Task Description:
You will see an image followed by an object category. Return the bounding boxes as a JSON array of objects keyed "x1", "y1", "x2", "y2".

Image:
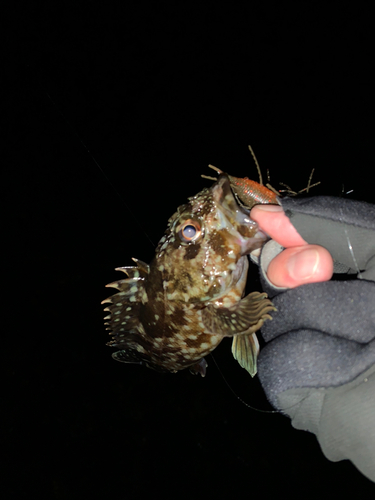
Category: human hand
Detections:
[
  {"x1": 250, "y1": 204, "x2": 333, "y2": 288},
  {"x1": 250, "y1": 196, "x2": 375, "y2": 483}
]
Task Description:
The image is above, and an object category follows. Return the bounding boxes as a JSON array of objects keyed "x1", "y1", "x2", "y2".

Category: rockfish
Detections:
[{"x1": 102, "y1": 173, "x2": 275, "y2": 377}]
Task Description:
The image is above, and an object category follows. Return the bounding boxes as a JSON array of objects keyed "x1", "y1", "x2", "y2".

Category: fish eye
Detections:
[{"x1": 178, "y1": 219, "x2": 202, "y2": 243}]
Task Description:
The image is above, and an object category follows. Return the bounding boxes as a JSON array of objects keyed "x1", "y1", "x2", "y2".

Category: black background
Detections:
[{"x1": 3, "y1": 2, "x2": 374, "y2": 498}]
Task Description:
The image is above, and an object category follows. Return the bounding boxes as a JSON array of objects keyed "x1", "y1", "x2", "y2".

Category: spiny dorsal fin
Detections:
[{"x1": 102, "y1": 258, "x2": 149, "y2": 345}]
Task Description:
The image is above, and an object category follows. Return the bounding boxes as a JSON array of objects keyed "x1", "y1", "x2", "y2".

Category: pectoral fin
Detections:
[
  {"x1": 202, "y1": 291, "x2": 275, "y2": 377},
  {"x1": 201, "y1": 291, "x2": 275, "y2": 336},
  {"x1": 231, "y1": 333, "x2": 259, "y2": 377}
]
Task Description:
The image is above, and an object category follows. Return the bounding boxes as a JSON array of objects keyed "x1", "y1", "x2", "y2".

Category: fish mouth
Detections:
[{"x1": 213, "y1": 174, "x2": 268, "y2": 255}]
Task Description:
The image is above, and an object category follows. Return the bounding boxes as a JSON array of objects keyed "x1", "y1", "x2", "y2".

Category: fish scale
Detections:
[{"x1": 103, "y1": 173, "x2": 276, "y2": 377}]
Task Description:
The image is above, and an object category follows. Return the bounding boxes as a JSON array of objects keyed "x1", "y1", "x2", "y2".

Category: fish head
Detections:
[
  {"x1": 104, "y1": 174, "x2": 274, "y2": 376},
  {"x1": 154, "y1": 174, "x2": 267, "y2": 304}
]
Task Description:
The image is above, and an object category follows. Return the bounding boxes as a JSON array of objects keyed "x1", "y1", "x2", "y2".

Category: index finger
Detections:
[{"x1": 250, "y1": 205, "x2": 307, "y2": 248}]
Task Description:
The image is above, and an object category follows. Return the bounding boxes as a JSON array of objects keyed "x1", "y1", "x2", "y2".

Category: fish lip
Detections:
[
  {"x1": 240, "y1": 229, "x2": 268, "y2": 256},
  {"x1": 213, "y1": 174, "x2": 248, "y2": 215},
  {"x1": 213, "y1": 174, "x2": 269, "y2": 253},
  {"x1": 231, "y1": 254, "x2": 248, "y2": 285},
  {"x1": 213, "y1": 173, "x2": 235, "y2": 197}
]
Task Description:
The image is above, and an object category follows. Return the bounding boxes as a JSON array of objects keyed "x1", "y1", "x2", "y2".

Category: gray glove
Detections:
[{"x1": 256, "y1": 196, "x2": 375, "y2": 483}]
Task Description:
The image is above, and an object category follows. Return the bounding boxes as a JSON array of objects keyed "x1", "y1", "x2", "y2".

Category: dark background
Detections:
[{"x1": 3, "y1": 2, "x2": 374, "y2": 498}]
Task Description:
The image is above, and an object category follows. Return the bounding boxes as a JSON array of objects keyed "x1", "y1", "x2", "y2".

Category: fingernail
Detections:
[
  {"x1": 287, "y1": 249, "x2": 320, "y2": 280},
  {"x1": 252, "y1": 204, "x2": 283, "y2": 212}
]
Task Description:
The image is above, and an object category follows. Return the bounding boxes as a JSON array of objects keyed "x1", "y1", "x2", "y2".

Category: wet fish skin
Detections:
[{"x1": 103, "y1": 174, "x2": 275, "y2": 376}]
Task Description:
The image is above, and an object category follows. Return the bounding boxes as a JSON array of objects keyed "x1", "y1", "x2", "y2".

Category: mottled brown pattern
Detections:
[
  {"x1": 237, "y1": 224, "x2": 260, "y2": 239},
  {"x1": 208, "y1": 229, "x2": 232, "y2": 257},
  {"x1": 183, "y1": 242, "x2": 201, "y2": 260},
  {"x1": 103, "y1": 174, "x2": 275, "y2": 376},
  {"x1": 167, "y1": 306, "x2": 189, "y2": 328}
]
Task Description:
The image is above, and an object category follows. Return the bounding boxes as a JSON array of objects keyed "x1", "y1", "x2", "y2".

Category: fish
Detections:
[{"x1": 102, "y1": 173, "x2": 276, "y2": 377}]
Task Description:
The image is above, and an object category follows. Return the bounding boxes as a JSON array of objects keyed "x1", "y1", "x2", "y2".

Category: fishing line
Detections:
[
  {"x1": 34, "y1": 68, "x2": 347, "y2": 416},
  {"x1": 33, "y1": 68, "x2": 266, "y2": 400},
  {"x1": 210, "y1": 353, "x2": 278, "y2": 413},
  {"x1": 209, "y1": 353, "x2": 309, "y2": 414},
  {"x1": 33, "y1": 68, "x2": 263, "y2": 401},
  {"x1": 338, "y1": 206, "x2": 362, "y2": 279}
]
